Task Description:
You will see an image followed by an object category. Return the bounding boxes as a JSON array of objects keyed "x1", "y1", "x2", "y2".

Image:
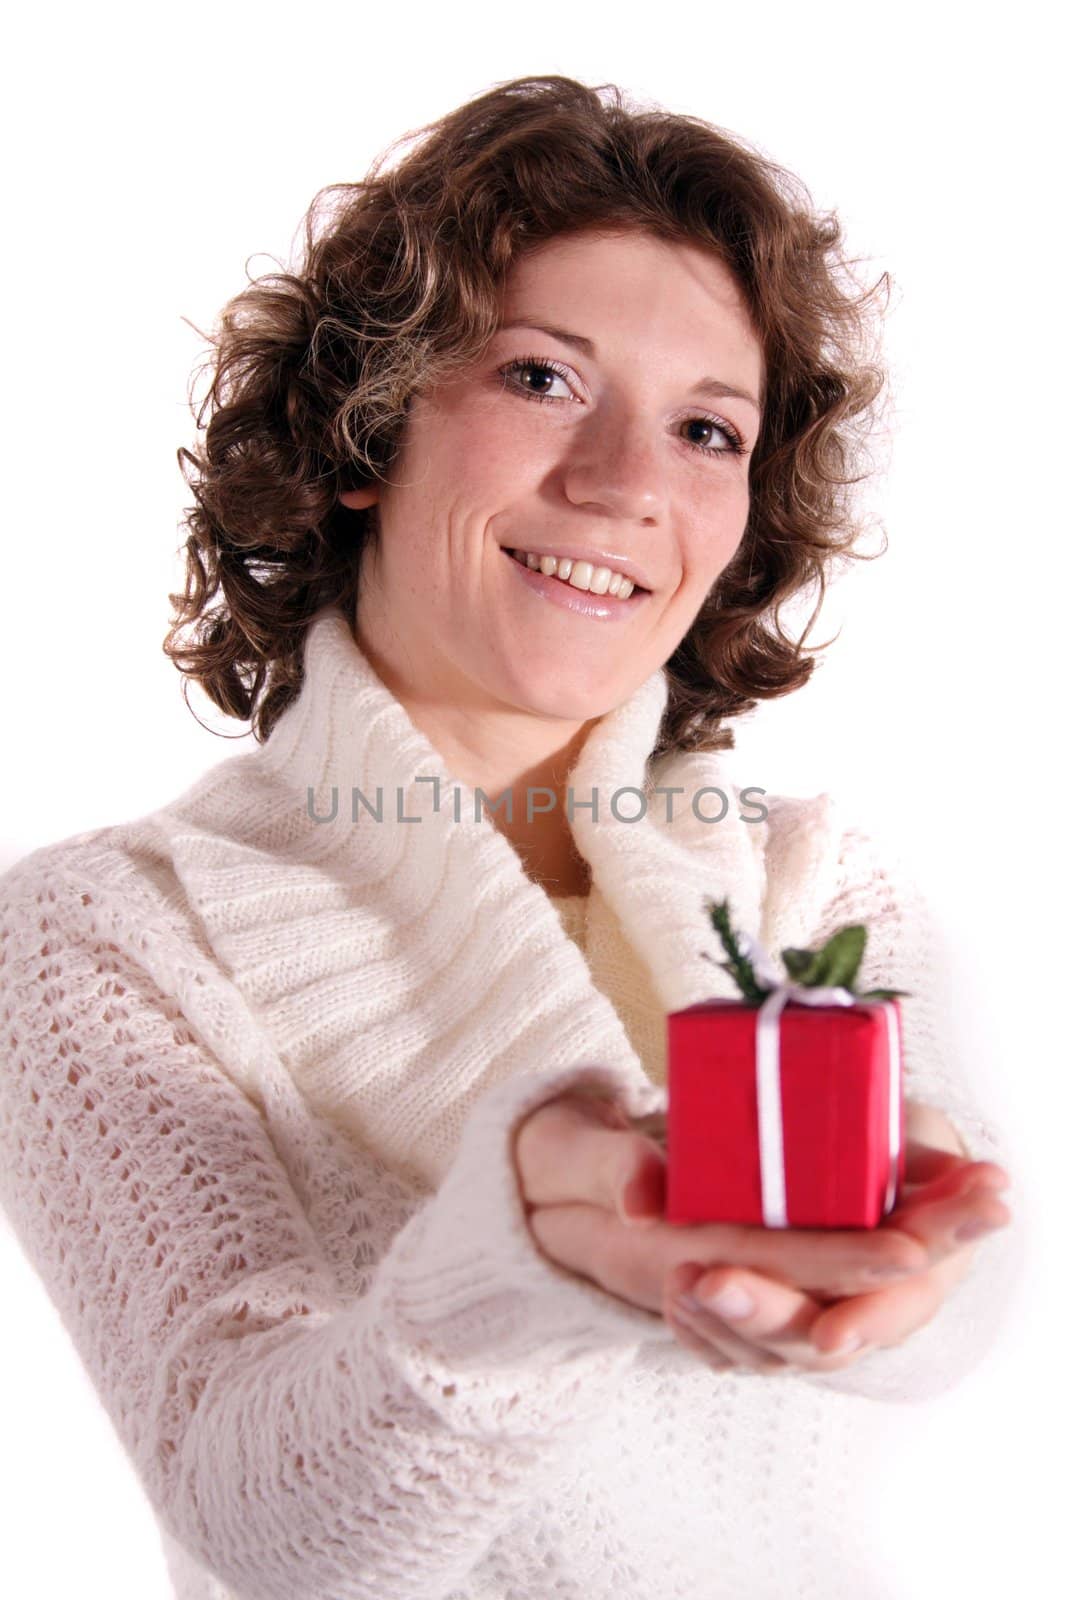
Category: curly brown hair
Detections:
[{"x1": 164, "y1": 73, "x2": 889, "y2": 758}]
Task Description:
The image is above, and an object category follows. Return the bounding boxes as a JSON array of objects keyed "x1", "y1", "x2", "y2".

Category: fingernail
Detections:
[
  {"x1": 956, "y1": 1219, "x2": 995, "y2": 1242},
  {"x1": 833, "y1": 1332, "x2": 864, "y2": 1355},
  {"x1": 699, "y1": 1285, "x2": 756, "y2": 1319},
  {"x1": 865, "y1": 1263, "x2": 911, "y2": 1279}
]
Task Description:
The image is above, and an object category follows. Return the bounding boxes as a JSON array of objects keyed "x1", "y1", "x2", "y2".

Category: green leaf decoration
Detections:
[
  {"x1": 780, "y1": 927, "x2": 865, "y2": 989},
  {"x1": 704, "y1": 900, "x2": 905, "y2": 1006},
  {"x1": 781, "y1": 946, "x2": 822, "y2": 985},
  {"x1": 809, "y1": 924, "x2": 867, "y2": 990}
]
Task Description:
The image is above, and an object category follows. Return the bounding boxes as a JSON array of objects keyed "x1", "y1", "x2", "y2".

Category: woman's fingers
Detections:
[
  {"x1": 666, "y1": 1299, "x2": 794, "y2": 1374},
  {"x1": 887, "y1": 1175, "x2": 1013, "y2": 1269},
  {"x1": 664, "y1": 1307, "x2": 736, "y2": 1370},
  {"x1": 665, "y1": 1256, "x2": 982, "y2": 1374},
  {"x1": 902, "y1": 1137, "x2": 1011, "y2": 1193},
  {"x1": 526, "y1": 1197, "x2": 929, "y2": 1314},
  {"x1": 516, "y1": 1094, "x2": 927, "y2": 1292},
  {"x1": 662, "y1": 1264, "x2": 868, "y2": 1374},
  {"x1": 517, "y1": 1093, "x2": 1016, "y2": 1324},
  {"x1": 810, "y1": 1279, "x2": 937, "y2": 1355},
  {"x1": 514, "y1": 1091, "x2": 666, "y2": 1217},
  {"x1": 806, "y1": 1256, "x2": 971, "y2": 1356},
  {"x1": 677, "y1": 1215, "x2": 927, "y2": 1296},
  {"x1": 659, "y1": 1236, "x2": 998, "y2": 1377},
  {"x1": 526, "y1": 1201, "x2": 665, "y2": 1311}
]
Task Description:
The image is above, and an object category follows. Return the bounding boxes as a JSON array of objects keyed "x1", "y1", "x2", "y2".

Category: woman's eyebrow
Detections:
[{"x1": 496, "y1": 318, "x2": 762, "y2": 413}]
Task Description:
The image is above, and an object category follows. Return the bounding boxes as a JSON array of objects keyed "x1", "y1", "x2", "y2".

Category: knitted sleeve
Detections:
[
  {"x1": 795, "y1": 823, "x2": 1024, "y2": 1404},
  {"x1": 0, "y1": 856, "x2": 669, "y2": 1600}
]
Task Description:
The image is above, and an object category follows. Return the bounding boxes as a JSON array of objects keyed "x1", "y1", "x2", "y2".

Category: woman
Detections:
[{"x1": 0, "y1": 74, "x2": 1015, "y2": 1600}]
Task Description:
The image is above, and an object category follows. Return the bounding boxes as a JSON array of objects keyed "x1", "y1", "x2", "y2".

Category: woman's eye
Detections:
[
  {"x1": 499, "y1": 358, "x2": 572, "y2": 402},
  {"x1": 498, "y1": 357, "x2": 746, "y2": 458},
  {"x1": 680, "y1": 418, "x2": 744, "y2": 456}
]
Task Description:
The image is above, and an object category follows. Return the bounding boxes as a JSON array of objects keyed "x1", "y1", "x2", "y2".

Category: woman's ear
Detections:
[{"x1": 338, "y1": 486, "x2": 380, "y2": 511}]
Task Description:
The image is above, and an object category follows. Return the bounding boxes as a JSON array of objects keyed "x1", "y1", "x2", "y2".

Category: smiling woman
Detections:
[
  {"x1": 0, "y1": 73, "x2": 1016, "y2": 1600},
  {"x1": 334, "y1": 229, "x2": 765, "y2": 884}
]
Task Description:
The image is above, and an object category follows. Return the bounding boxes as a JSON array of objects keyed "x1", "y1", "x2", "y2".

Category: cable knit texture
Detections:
[{"x1": 0, "y1": 605, "x2": 1019, "y2": 1600}]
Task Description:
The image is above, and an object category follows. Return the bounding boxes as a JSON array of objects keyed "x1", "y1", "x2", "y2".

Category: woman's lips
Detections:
[{"x1": 502, "y1": 547, "x2": 649, "y2": 621}]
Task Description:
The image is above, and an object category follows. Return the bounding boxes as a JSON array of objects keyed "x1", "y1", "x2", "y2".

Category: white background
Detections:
[{"x1": 1, "y1": 3, "x2": 1062, "y2": 1595}]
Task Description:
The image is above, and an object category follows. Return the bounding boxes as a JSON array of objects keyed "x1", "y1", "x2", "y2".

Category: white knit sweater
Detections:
[{"x1": 0, "y1": 605, "x2": 1018, "y2": 1600}]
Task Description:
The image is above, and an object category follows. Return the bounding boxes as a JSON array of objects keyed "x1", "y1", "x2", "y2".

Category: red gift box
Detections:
[{"x1": 665, "y1": 997, "x2": 906, "y2": 1229}]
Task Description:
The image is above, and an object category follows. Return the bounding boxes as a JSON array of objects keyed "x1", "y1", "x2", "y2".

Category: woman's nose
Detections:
[{"x1": 559, "y1": 403, "x2": 666, "y2": 522}]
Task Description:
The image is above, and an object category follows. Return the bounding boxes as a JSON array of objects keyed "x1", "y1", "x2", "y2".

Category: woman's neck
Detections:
[
  {"x1": 508, "y1": 820, "x2": 592, "y2": 897},
  {"x1": 354, "y1": 625, "x2": 597, "y2": 896},
  {"x1": 478, "y1": 736, "x2": 595, "y2": 897}
]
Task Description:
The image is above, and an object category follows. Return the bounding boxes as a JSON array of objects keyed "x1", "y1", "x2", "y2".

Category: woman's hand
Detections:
[
  {"x1": 512, "y1": 1090, "x2": 1012, "y2": 1375},
  {"x1": 665, "y1": 1111, "x2": 1012, "y2": 1371}
]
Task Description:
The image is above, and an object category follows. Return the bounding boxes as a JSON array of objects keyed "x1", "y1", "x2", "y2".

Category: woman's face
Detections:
[{"x1": 341, "y1": 228, "x2": 764, "y2": 726}]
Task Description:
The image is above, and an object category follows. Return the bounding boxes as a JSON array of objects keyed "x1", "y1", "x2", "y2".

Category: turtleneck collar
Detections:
[
  {"x1": 258, "y1": 602, "x2": 669, "y2": 822},
  {"x1": 253, "y1": 605, "x2": 800, "y2": 1015}
]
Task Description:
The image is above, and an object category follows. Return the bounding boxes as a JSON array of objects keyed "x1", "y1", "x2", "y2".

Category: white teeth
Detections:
[{"x1": 511, "y1": 549, "x2": 638, "y2": 598}]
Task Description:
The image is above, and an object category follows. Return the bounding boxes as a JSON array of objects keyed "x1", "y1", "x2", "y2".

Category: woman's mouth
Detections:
[
  {"x1": 501, "y1": 546, "x2": 651, "y2": 621},
  {"x1": 505, "y1": 547, "x2": 644, "y2": 598}
]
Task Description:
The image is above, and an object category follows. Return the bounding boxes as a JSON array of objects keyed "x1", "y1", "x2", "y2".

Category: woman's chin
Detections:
[{"x1": 491, "y1": 658, "x2": 637, "y2": 724}]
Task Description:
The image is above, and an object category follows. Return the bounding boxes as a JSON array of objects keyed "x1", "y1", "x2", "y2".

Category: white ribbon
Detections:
[{"x1": 738, "y1": 933, "x2": 902, "y2": 1228}]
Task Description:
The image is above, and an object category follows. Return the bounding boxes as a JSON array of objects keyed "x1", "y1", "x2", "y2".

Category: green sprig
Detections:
[
  {"x1": 702, "y1": 896, "x2": 910, "y2": 1003},
  {"x1": 701, "y1": 899, "x2": 772, "y2": 1004}
]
